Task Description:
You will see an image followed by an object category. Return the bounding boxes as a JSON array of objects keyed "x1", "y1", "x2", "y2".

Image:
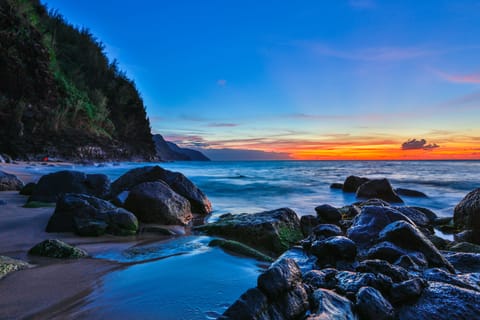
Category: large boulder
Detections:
[
  {"x1": 124, "y1": 181, "x2": 192, "y2": 225},
  {"x1": 398, "y1": 282, "x2": 480, "y2": 319},
  {"x1": 454, "y1": 189, "x2": 480, "y2": 239},
  {"x1": 0, "y1": 171, "x2": 24, "y2": 191},
  {"x1": 308, "y1": 288, "x2": 356, "y2": 320},
  {"x1": 111, "y1": 166, "x2": 212, "y2": 214},
  {"x1": 196, "y1": 208, "x2": 303, "y2": 256},
  {"x1": 343, "y1": 175, "x2": 369, "y2": 192},
  {"x1": 29, "y1": 239, "x2": 88, "y2": 258},
  {"x1": 347, "y1": 206, "x2": 414, "y2": 249},
  {"x1": 378, "y1": 220, "x2": 455, "y2": 273},
  {"x1": 46, "y1": 193, "x2": 138, "y2": 236},
  {"x1": 29, "y1": 170, "x2": 110, "y2": 202},
  {"x1": 356, "y1": 179, "x2": 403, "y2": 203}
]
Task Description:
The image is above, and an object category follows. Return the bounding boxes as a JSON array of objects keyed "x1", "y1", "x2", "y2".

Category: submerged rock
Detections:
[
  {"x1": 196, "y1": 208, "x2": 303, "y2": 256},
  {"x1": 356, "y1": 179, "x2": 403, "y2": 203},
  {"x1": 356, "y1": 286, "x2": 395, "y2": 320},
  {"x1": 0, "y1": 256, "x2": 32, "y2": 279},
  {"x1": 111, "y1": 165, "x2": 212, "y2": 214},
  {"x1": 29, "y1": 239, "x2": 88, "y2": 258},
  {"x1": 330, "y1": 183, "x2": 343, "y2": 190},
  {"x1": 0, "y1": 170, "x2": 24, "y2": 191},
  {"x1": 29, "y1": 170, "x2": 110, "y2": 203},
  {"x1": 47, "y1": 193, "x2": 138, "y2": 236},
  {"x1": 125, "y1": 181, "x2": 192, "y2": 225},
  {"x1": 395, "y1": 188, "x2": 428, "y2": 198},
  {"x1": 209, "y1": 239, "x2": 274, "y2": 262}
]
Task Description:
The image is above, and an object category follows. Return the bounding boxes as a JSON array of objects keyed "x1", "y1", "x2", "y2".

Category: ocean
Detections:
[{"x1": 13, "y1": 160, "x2": 480, "y2": 318}]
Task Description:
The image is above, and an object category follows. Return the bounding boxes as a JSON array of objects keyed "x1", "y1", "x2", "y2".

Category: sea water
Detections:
[{"x1": 15, "y1": 160, "x2": 480, "y2": 318}]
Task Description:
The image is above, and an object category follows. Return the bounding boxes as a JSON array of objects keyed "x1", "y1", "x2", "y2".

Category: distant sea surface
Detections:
[{"x1": 13, "y1": 160, "x2": 480, "y2": 319}]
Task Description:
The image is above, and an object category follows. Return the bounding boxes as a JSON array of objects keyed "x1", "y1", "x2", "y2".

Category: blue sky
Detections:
[{"x1": 43, "y1": 0, "x2": 480, "y2": 159}]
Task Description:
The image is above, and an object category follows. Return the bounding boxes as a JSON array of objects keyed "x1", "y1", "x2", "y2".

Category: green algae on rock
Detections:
[
  {"x1": 209, "y1": 239, "x2": 274, "y2": 262},
  {"x1": 29, "y1": 239, "x2": 88, "y2": 259},
  {"x1": 0, "y1": 256, "x2": 32, "y2": 279}
]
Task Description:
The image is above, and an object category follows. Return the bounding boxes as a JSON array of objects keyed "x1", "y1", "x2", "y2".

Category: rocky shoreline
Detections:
[{"x1": 0, "y1": 166, "x2": 479, "y2": 319}]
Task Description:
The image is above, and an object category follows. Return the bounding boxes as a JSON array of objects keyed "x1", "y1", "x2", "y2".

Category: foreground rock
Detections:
[
  {"x1": 0, "y1": 256, "x2": 32, "y2": 279},
  {"x1": 29, "y1": 239, "x2": 88, "y2": 258},
  {"x1": 111, "y1": 166, "x2": 212, "y2": 214},
  {"x1": 0, "y1": 171, "x2": 24, "y2": 191},
  {"x1": 29, "y1": 170, "x2": 110, "y2": 202},
  {"x1": 196, "y1": 208, "x2": 303, "y2": 256},
  {"x1": 356, "y1": 179, "x2": 403, "y2": 203},
  {"x1": 124, "y1": 181, "x2": 192, "y2": 225},
  {"x1": 46, "y1": 193, "x2": 138, "y2": 236},
  {"x1": 454, "y1": 188, "x2": 480, "y2": 244}
]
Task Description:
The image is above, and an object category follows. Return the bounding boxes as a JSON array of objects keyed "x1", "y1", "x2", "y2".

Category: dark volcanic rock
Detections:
[
  {"x1": 454, "y1": 230, "x2": 480, "y2": 244},
  {"x1": 219, "y1": 288, "x2": 269, "y2": 319},
  {"x1": 111, "y1": 166, "x2": 212, "y2": 214},
  {"x1": 454, "y1": 188, "x2": 480, "y2": 234},
  {"x1": 0, "y1": 170, "x2": 24, "y2": 191},
  {"x1": 393, "y1": 206, "x2": 434, "y2": 234},
  {"x1": 423, "y1": 268, "x2": 480, "y2": 291},
  {"x1": 278, "y1": 247, "x2": 318, "y2": 274},
  {"x1": 347, "y1": 206, "x2": 414, "y2": 249},
  {"x1": 29, "y1": 239, "x2": 88, "y2": 258},
  {"x1": 356, "y1": 179, "x2": 403, "y2": 203},
  {"x1": 335, "y1": 271, "x2": 392, "y2": 296},
  {"x1": 308, "y1": 288, "x2": 356, "y2": 320},
  {"x1": 398, "y1": 282, "x2": 480, "y2": 320},
  {"x1": 196, "y1": 208, "x2": 302, "y2": 256},
  {"x1": 390, "y1": 277, "x2": 428, "y2": 304},
  {"x1": 367, "y1": 242, "x2": 428, "y2": 268},
  {"x1": 378, "y1": 220, "x2": 455, "y2": 272},
  {"x1": 124, "y1": 181, "x2": 192, "y2": 225},
  {"x1": 356, "y1": 286, "x2": 395, "y2": 320},
  {"x1": 343, "y1": 175, "x2": 369, "y2": 192},
  {"x1": 356, "y1": 259, "x2": 410, "y2": 283},
  {"x1": 312, "y1": 224, "x2": 343, "y2": 240},
  {"x1": 315, "y1": 204, "x2": 341, "y2": 223},
  {"x1": 395, "y1": 188, "x2": 428, "y2": 198},
  {"x1": 310, "y1": 236, "x2": 357, "y2": 263},
  {"x1": 19, "y1": 182, "x2": 36, "y2": 195},
  {"x1": 46, "y1": 193, "x2": 138, "y2": 236},
  {"x1": 300, "y1": 215, "x2": 319, "y2": 237},
  {"x1": 30, "y1": 170, "x2": 110, "y2": 202},
  {"x1": 303, "y1": 269, "x2": 338, "y2": 290},
  {"x1": 330, "y1": 183, "x2": 343, "y2": 189}
]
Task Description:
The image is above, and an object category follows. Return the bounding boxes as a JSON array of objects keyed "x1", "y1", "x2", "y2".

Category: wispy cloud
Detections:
[
  {"x1": 434, "y1": 69, "x2": 480, "y2": 84},
  {"x1": 207, "y1": 123, "x2": 238, "y2": 128},
  {"x1": 217, "y1": 79, "x2": 227, "y2": 86},
  {"x1": 401, "y1": 138, "x2": 439, "y2": 150},
  {"x1": 348, "y1": 0, "x2": 376, "y2": 9}
]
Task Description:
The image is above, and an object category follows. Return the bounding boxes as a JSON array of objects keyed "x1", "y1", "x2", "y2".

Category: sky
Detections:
[{"x1": 43, "y1": 0, "x2": 480, "y2": 160}]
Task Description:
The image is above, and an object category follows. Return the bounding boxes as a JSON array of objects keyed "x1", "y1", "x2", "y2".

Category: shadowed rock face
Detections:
[
  {"x1": 356, "y1": 179, "x2": 404, "y2": 203},
  {"x1": 343, "y1": 175, "x2": 369, "y2": 193},
  {"x1": 356, "y1": 286, "x2": 395, "y2": 320},
  {"x1": 454, "y1": 189, "x2": 480, "y2": 243},
  {"x1": 0, "y1": 171, "x2": 24, "y2": 191},
  {"x1": 111, "y1": 166, "x2": 212, "y2": 215}
]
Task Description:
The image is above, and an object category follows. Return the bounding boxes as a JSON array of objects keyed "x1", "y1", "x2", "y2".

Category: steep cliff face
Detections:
[
  {"x1": 0, "y1": 0, "x2": 156, "y2": 161},
  {"x1": 153, "y1": 134, "x2": 210, "y2": 161}
]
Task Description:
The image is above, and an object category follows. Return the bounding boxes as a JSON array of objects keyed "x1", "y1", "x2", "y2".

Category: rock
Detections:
[
  {"x1": 347, "y1": 206, "x2": 414, "y2": 249},
  {"x1": 257, "y1": 258, "x2": 302, "y2": 299},
  {"x1": 0, "y1": 256, "x2": 32, "y2": 279},
  {"x1": 454, "y1": 230, "x2": 480, "y2": 244},
  {"x1": 335, "y1": 271, "x2": 392, "y2": 296},
  {"x1": 444, "y1": 252, "x2": 480, "y2": 273},
  {"x1": 195, "y1": 208, "x2": 303, "y2": 256},
  {"x1": 395, "y1": 188, "x2": 428, "y2": 198},
  {"x1": 427, "y1": 234, "x2": 451, "y2": 250},
  {"x1": 338, "y1": 205, "x2": 361, "y2": 219},
  {"x1": 220, "y1": 288, "x2": 269, "y2": 319},
  {"x1": 29, "y1": 170, "x2": 110, "y2": 202},
  {"x1": 308, "y1": 288, "x2": 356, "y2": 320},
  {"x1": 398, "y1": 282, "x2": 480, "y2": 320},
  {"x1": 394, "y1": 254, "x2": 423, "y2": 271},
  {"x1": 19, "y1": 182, "x2": 36, "y2": 195},
  {"x1": 423, "y1": 268, "x2": 480, "y2": 291},
  {"x1": 140, "y1": 226, "x2": 177, "y2": 236},
  {"x1": 356, "y1": 259, "x2": 410, "y2": 283},
  {"x1": 268, "y1": 284, "x2": 310, "y2": 320},
  {"x1": 310, "y1": 236, "x2": 357, "y2": 264},
  {"x1": 303, "y1": 269, "x2": 338, "y2": 290},
  {"x1": 390, "y1": 278, "x2": 428, "y2": 304},
  {"x1": 367, "y1": 241, "x2": 427, "y2": 267},
  {"x1": 111, "y1": 165, "x2": 212, "y2": 214},
  {"x1": 454, "y1": 188, "x2": 480, "y2": 231},
  {"x1": 343, "y1": 175, "x2": 369, "y2": 192},
  {"x1": 29, "y1": 239, "x2": 88, "y2": 258},
  {"x1": 312, "y1": 224, "x2": 343, "y2": 240},
  {"x1": 300, "y1": 215, "x2": 319, "y2": 237},
  {"x1": 356, "y1": 179, "x2": 403, "y2": 203},
  {"x1": 124, "y1": 181, "x2": 192, "y2": 225},
  {"x1": 354, "y1": 198, "x2": 391, "y2": 208},
  {"x1": 412, "y1": 207, "x2": 438, "y2": 223},
  {"x1": 447, "y1": 241, "x2": 480, "y2": 253},
  {"x1": 209, "y1": 239, "x2": 274, "y2": 262},
  {"x1": 315, "y1": 204, "x2": 341, "y2": 223},
  {"x1": 0, "y1": 170, "x2": 24, "y2": 191},
  {"x1": 278, "y1": 247, "x2": 318, "y2": 274},
  {"x1": 393, "y1": 206, "x2": 434, "y2": 234},
  {"x1": 378, "y1": 220, "x2": 455, "y2": 272},
  {"x1": 330, "y1": 183, "x2": 343, "y2": 189},
  {"x1": 46, "y1": 193, "x2": 138, "y2": 236},
  {"x1": 356, "y1": 286, "x2": 395, "y2": 320}
]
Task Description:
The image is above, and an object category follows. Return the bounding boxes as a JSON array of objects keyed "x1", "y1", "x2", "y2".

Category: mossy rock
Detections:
[
  {"x1": 209, "y1": 239, "x2": 274, "y2": 262},
  {"x1": 0, "y1": 256, "x2": 32, "y2": 279},
  {"x1": 23, "y1": 201, "x2": 56, "y2": 208},
  {"x1": 29, "y1": 239, "x2": 88, "y2": 259}
]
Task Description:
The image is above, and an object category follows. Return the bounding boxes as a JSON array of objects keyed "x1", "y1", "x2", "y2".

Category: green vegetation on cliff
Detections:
[{"x1": 0, "y1": 0, "x2": 156, "y2": 160}]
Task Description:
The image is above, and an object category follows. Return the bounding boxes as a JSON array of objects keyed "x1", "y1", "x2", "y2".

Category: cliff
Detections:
[{"x1": 153, "y1": 134, "x2": 210, "y2": 161}]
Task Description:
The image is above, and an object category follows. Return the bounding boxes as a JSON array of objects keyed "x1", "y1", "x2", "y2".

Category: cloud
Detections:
[
  {"x1": 434, "y1": 69, "x2": 480, "y2": 84},
  {"x1": 207, "y1": 123, "x2": 238, "y2": 127},
  {"x1": 217, "y1": 79, "x2": 227, "y2": 86},
  {"x1": 348, "y1": 0, "x2": 376, "y2": 9},
  {"x1": 401, "y1": 138, "x2": 440, "y2": 150}
]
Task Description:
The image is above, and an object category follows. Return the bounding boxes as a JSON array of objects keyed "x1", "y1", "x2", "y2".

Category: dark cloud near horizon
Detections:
[
  {"x1": 199, "y1": 148, "x2": 292, "y2": 161},
  {"x1": 401, "y1": 138, "x2": 439, "y2": 150}
]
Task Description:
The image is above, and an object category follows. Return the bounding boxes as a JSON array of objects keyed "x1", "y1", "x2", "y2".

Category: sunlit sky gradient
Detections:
[{"x1": 44, "y1": 0, "x2": 480, "y2": 160}]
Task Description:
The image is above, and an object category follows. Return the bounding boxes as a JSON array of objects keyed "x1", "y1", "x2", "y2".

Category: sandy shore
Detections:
[{"x1": 0, "y1": 166, "x2": 178, "y2": 319}]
